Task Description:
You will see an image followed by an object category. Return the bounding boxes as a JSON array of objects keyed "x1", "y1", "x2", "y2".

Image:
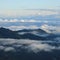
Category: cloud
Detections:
[
  {"x1": 0, "y1": 10, "x2": 59, "y2": 17},
  {"x1": 0, "y1": 39, "x2": 60, "y2": 53},
  {"x1": 38, "y1": 10, "x2": 59, "y2": 16},
  {"x1": 40, "y1": 24, "x2": 60, "y2": 33},
  {"x1": 4, "y1": 47, "x2": 15, "y2": 52},
  {"x1": 6, "y1": 26, "x2": 28, "y2": 30},
  {"x1": 20, "y1": 19, "x2": 41, "y2": 22},
  {"x1": 40, "y1": 24, "x2": 53, "y2": 33},
  {"x1": 0, "y1": 19, "x2": 19, "y2": 22},
  {"x1": 0, "y1": 46, "x2": 5, "y2": 50},
  {"x1": 6, "y1": 25, "x2": 40, "y2": 30},
  {"x1": 0, "y1": 19, "x2": 50, "y2": 24},
  {"x1": 27, "y1": 43, "x2": 55, "y2": 52},
  {"x1": 0, "y1": 19, "x2": 42, "y2": 23}
]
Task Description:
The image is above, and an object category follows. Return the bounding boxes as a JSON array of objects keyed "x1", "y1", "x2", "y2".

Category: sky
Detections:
[
  {"x1": 0, "y1": 0, "x2": 60, "y2": 16},
  {"x1": 0, "y1": 0, "x2": 60, "y2": 10}
]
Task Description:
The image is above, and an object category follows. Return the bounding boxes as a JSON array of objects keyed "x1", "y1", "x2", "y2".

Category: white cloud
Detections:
[
  {"x1": 38, "y1": 10, "x2": 59, "y2": 16},
  {"x1": 0, "y1": 39, "x2": 60, "y2": 53},
  {"x1": 7, "y1": 26, "x2": 27, "y2": 30},
  {"x1": 0, "y1": 19, "x2": 42, "y2": 23},
  {"x1": 40, "y1": 24, "x2": 52, "y2": 33},
  {"x1": 40, "y1": 24, "x2": 60, "y2": 33},
  {"x1": 27, "y1": 43, "x2": 55, "y2": 53},
  {"x1": 6, "y1": 25, "x2": 40, "y2": 30},
  {"x1": 0, "y1": 19, "x2": 19, "y2": 22},
  {"x1": 0, "y1": 10, "x2": 59, "y2": 17},
  {"x1": 4, "y1": 47, "x2": 15, "y2": 52},
  {"x1": 9, "y1": 19, "x2": 19, "y2": 22},
  {"x1": 28, "y1": 20, "x2": 41, "y2": 22}
]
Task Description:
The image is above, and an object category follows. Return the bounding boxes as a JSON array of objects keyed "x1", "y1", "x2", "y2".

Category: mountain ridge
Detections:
[{"x1": 0, "y1": 27, "x2": 59, "y2": 40}]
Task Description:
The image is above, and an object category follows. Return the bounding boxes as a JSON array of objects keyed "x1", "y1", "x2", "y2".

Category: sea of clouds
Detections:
[{"x1": 0, "y1": 39, "x2": 60, "y2": 53}]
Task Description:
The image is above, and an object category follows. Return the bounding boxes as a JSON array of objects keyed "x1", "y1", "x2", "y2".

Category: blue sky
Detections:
[{"x1": 0, "y1": 0, "x2": 60, "y2": 10}]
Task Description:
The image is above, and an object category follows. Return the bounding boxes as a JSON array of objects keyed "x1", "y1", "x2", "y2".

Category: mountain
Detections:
[
  {"x1": 0, "y1": 27, "x2": 20, "y2": 39},
  {"x1": 0, "y1": 27, "x2": 59, "y2": 40},
  {"x1": 16, "y1": 29, "x2": 49, "y2": 37}
]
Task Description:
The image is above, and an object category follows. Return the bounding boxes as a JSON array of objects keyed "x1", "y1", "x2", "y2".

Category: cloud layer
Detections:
[
  {"x1": 0, "y1": 39, "x2": 60, "y2": 53},
  {"x1": 0, "y1": 10, "x2": 59, "y2": 17}
]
